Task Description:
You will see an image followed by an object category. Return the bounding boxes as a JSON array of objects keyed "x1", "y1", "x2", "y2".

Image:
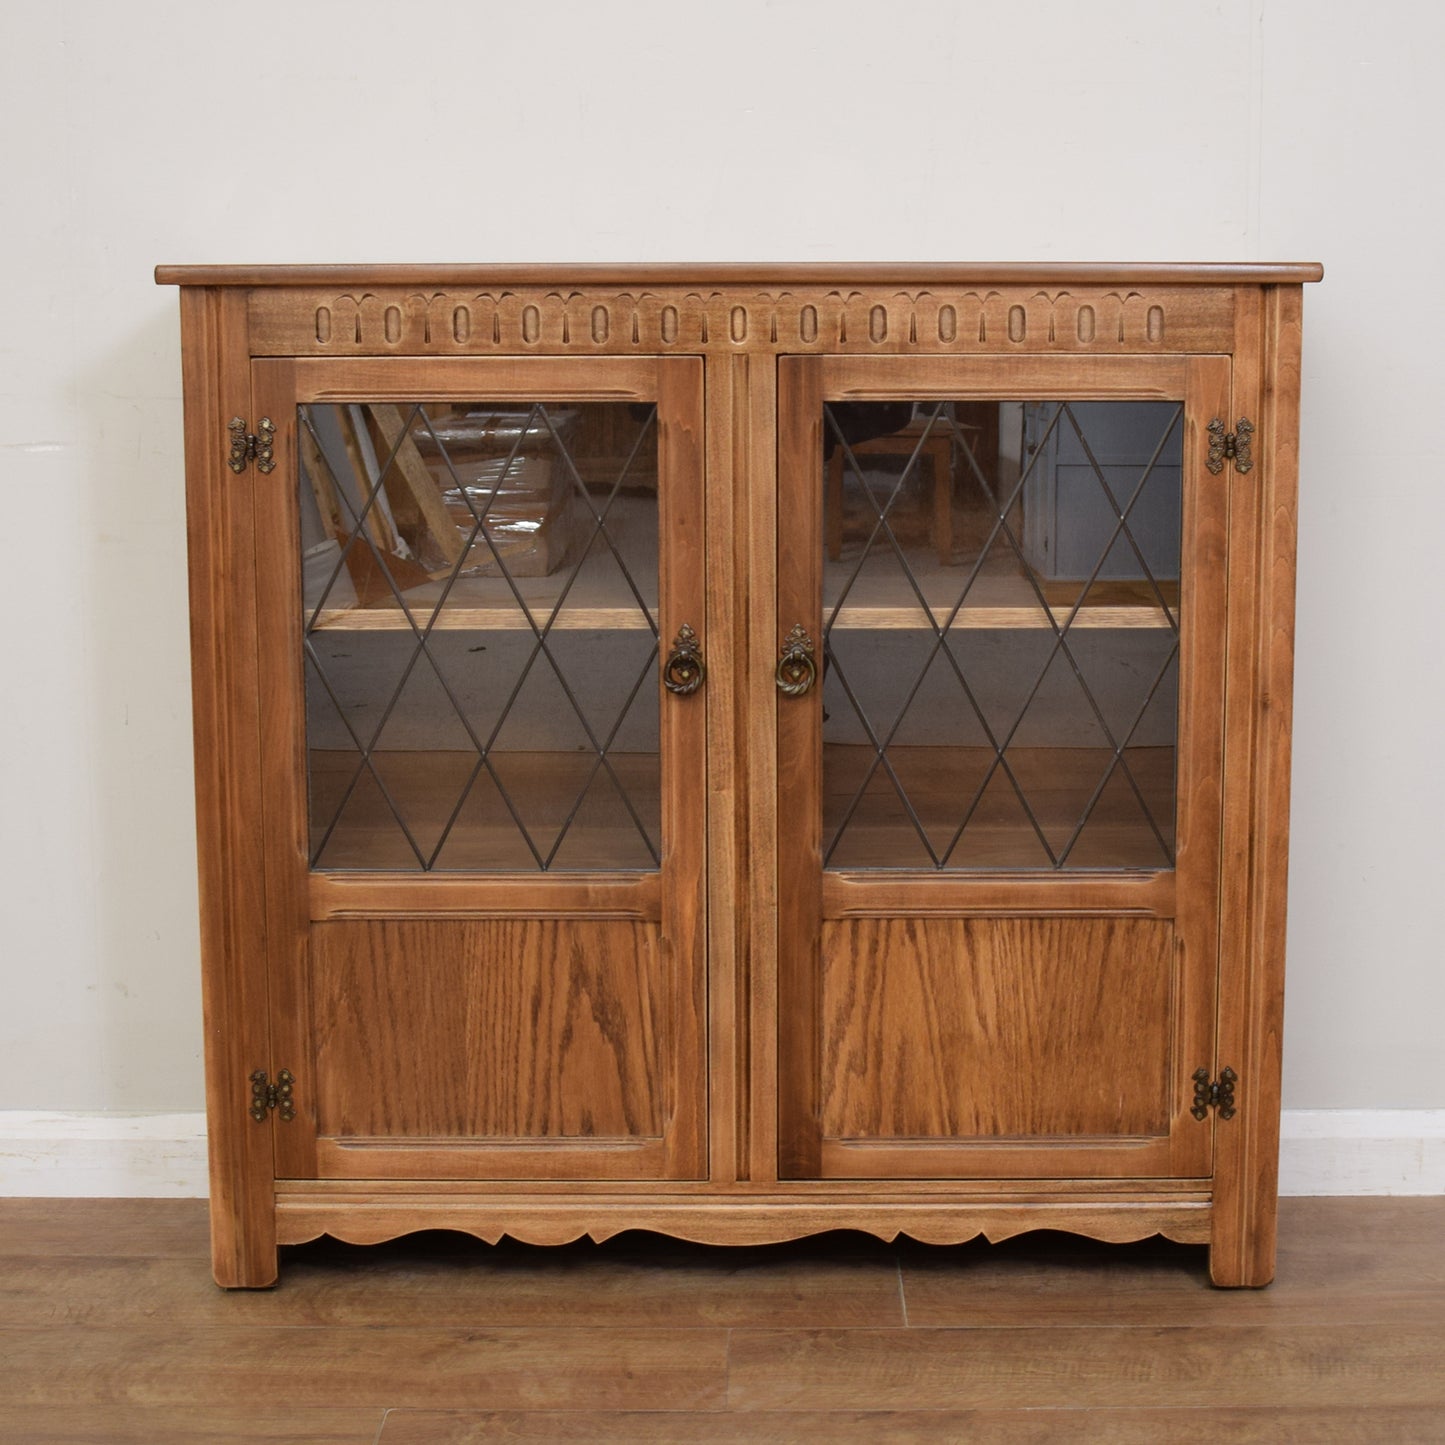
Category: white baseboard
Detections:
[
  {"x1": 1279, "y1": 1109, "x2": 1445, "y2": 1196},
  {"x1": 0, "y1": 1112, "x2": 208, "y2": 1197},
  {"x1": 0, "y1": 1110, "x2": 1441, "y2": 1198}
]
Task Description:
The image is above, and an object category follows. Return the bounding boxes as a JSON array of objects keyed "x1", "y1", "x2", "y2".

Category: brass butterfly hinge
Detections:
[
  {"x1": 1206, "y1": 417, "x2": 1254, "y2": 475},
  {"x1": 227, "y1": 416, "x2": 276, "y2": 474},
  {"x1": 1191, "y1": 1066, "x2": 1238, "y2": 1121},
  {"x1": 249, "y1": 1069, "x2": 296, "y2": 1123}
]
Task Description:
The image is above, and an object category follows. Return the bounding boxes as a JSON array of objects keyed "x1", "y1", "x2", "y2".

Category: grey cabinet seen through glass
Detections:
[{"x1": 820, "y1": 397, "x2": 1183, "y2": 871}]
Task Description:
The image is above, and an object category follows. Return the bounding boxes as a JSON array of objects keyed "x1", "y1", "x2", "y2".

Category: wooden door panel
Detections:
[
  {"x1": 314, "y1": 919, "x2": 665, "y2": 1139},
  {"x1": 817, "y1": 916, "x2": 1180, "y2": 1177},
  {"x1": 307, "y1": 918, "x2": 687, "y2": 1180}
]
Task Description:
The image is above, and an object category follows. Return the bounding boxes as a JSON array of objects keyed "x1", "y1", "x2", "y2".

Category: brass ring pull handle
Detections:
[
  {"x1": 662, "y1": 623, "x2": 705, "y2": 695},
  {"x1": 775, "y1": 624, "x2": 818, "y2": 697}
]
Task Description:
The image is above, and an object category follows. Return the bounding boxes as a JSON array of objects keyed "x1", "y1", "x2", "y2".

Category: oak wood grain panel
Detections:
[
  {"x1": 310, "y1": 919, "x2": 667, "y2": 1142},
  {"x1": 179, "y1": 288, "x2": 278, "y2": 1288},
  {"x1": 819, "y1": 917, "x2": 1175, "y2": 1142},
  {"x1": 378, "y1": 1407, "x2": 1445, "y2": 1445},
  {"x1": 727, "y1": 1324, "x2": 1445, "y2": 1411},
  {"x1": 0, "y1": 1326, "x2": 728, "y2": 1411}
]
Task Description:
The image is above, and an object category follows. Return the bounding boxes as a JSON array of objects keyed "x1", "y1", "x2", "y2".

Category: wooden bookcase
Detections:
[{"x1": 157, "y1": 263, "x2": 1320, "y2": 1287}]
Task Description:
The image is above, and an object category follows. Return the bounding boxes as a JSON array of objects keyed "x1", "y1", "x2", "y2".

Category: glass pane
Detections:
[
  {"x1": 299, "y1": 400, "x2": 660, "y2": 871},
  {"x1": 821, "y1": 399, "x2": 1181, "y2": 871}
]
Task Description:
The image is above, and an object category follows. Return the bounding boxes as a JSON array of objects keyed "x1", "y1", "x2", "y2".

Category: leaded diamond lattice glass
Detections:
[
  {"x1": 822, "y1": 398, "x2": 1183, "y2": 871},
  {"x1": 298, "y1": 400, "x2": 661, "y2": 871}
]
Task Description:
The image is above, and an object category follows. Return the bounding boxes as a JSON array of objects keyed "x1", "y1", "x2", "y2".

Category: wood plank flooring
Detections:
[{"x1": 1, "y1": 1197, "x2": 1442, "y2": 1442}]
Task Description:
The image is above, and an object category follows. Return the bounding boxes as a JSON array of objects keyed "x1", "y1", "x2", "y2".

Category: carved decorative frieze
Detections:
[{"x1": 248, "y1": 285, "x2": 1235, "y2": 357}]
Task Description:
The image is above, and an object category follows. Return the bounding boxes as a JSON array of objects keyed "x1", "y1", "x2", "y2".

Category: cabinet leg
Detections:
[
  {"x1": 1208, "y1": 1246, "x2": 1275, "y2": 1289},
  {"x1": 211, "y1": 1241, "x2": 279, "y2": 1290},
  {"x1": 207, "y1": 1191, "x2": 279, "y2": 1289},
  {"x1": 1208, "y1": 1203, "x2": 1278, "y2": 1288}
]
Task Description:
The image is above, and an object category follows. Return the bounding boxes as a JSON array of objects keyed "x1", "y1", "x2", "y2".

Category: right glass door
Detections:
[{"x1": 777, "y1": 355, "x2": 1230, "y2": 1179}]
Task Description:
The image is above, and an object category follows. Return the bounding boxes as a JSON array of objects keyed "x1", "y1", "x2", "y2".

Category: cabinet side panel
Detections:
[
  {"x1": 819, "y1": 917, "x2": 1175, "y2": 1141},
  {"x1": 1212, "y1": 285, "x2": 1302, "y2": 1286},
  {"x1": 310, "y1": 919, "x2": 666, "y2": 1140},
  {"x1": 179, "y1": 287, "x2": 277, "y2": 1286}
]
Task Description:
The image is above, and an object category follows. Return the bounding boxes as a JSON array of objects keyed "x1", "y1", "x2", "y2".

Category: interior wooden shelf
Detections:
[
  {"x1": 303, "y1": 745, "x2": 1174, "y2": 873},
  {"x1": 310, "y1": 606, "x2": 659, "y2": 631},
  {"x1": 826, "y1": 576, "x2": 1179, "y2": 633},
  {"x1": 307, "y1": 749, "x2": 662, "y2": 872},
  {"x1": 310, "y1": 603, "x2": 1178, "y2": 632},
  {"x1": 827, "y1": 603, "x2": 1174, "y2": 631},
  {"x1": 307, "y1": 541, "x2": 1180, "y2": 632},
  {"x1": 822, "y1": 743, "x2": 1176, "y2": 871}
]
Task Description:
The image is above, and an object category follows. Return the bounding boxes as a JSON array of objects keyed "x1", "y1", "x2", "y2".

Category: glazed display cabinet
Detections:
[{"x1": 157, "y1": 263, "x2": 1319, "y2": 1287}]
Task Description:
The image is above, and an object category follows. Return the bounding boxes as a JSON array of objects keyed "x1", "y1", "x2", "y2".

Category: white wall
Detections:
[{"x1": 1, "y1": 0, "x2": 1440, "y2": 1113}]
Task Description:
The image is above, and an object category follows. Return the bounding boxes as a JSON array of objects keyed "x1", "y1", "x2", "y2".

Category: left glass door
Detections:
[{"x1": 250, "y1": 357, "x2": 706, "y2": 1182}]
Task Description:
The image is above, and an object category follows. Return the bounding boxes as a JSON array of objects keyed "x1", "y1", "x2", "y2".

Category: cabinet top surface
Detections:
[{"x1": 154, "y1": 261, "x2": 1324, "y2": 288}]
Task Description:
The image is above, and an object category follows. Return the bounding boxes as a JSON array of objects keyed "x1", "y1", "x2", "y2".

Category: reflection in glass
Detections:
[
  {"x1": 821, "y1": 399, "x2": 1182, "y2": 871},
  {"x1": 298, "y1": 401, "x2": 661, "y2": 871}
]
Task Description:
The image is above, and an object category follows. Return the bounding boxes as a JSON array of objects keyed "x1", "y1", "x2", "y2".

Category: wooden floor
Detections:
[{"x1": 3, "y1": 1197, "x2": 1443, "y2": 1442}]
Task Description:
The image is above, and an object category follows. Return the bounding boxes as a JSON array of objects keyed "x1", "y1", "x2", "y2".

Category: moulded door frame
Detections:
[
  {"x1": 246, "y1": 354, "x2": 710, "y2": 1185},
  {"x1": 773, "y1": 352, "x2": 1232, "y2": 1181}
]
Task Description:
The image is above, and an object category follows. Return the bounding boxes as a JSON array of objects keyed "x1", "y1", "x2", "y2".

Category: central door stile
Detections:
[{"x1": 703, "y1": 351, "x2": 782, "y2": 1187}]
